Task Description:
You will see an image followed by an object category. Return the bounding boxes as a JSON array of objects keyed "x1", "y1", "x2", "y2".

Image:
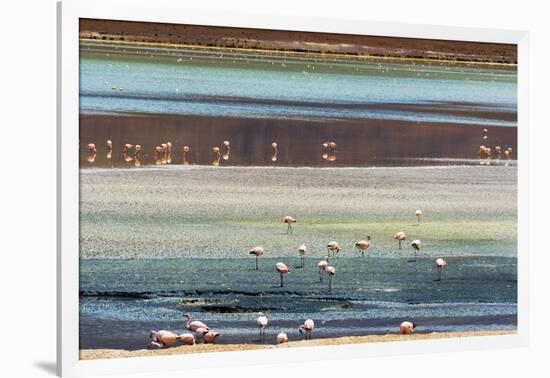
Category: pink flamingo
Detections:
[
  {"x1": 318, "y1": 256, "x2": 328, "y2": 282},
  {"x1": 223, "y1": 141, "x2": 230, "y2": 160},
  {"x1": 410, "y1": 240, "x2": 421, "y2": 262},
  {"x1": 415, "y1": 209, "x2": 422, "y2": 225},
  {"x1": 183, "y1": 313, "x2": 209, "y2": 332},
  {"x1": 176, "y1": 333, "x2": 196, "y2": 345},
  {"x1": 400, "y1": 321, "x2": 416, "y2": 335},
  {"x1": 394, "y1": 231, "x2": 406, "y2": 249},
  {"x1": 86, "y1": 143, "x2": 97, "y2": 163},
  {"x1": 275, "y1": 262, "x2": 289, "y2": 287},
  {"x1": 212, "y1": 146, "x2": 221, "y2": 166},
  {"x1": 435, "y1": 258, "x2": 447, "y2": 281},
  {"x1": 249, "y1": 246, "x2": 264, "y2": 270},
  {"x1": 203, "y1": 331, "x2": 221, "y2": 344},
  {"x1": 194, "y1": 327, "x2": 209, "y2": 343},
  {"x1": 299, "y1": 319, "x2": 315, "y2": 340},
  {"x1": 354, "y1": 236, "x2": 371, "y2": 257},
  {"x1": 257, "y1": 312, "x2": 268, "y2": 342},
  {"x1": 106, "y1": 140, "x2": 113, "y2": 159},
  {"x1": 298, "y1": 244, "x2": 307, "y2": 268},
  {"x1": 327, "y1": 241, "x2": 339, "y2": 260},
  {"x1": 271, "y1": 142, "x2": 278, "y2": 162},
  {"x1": 277, "y1": 332, "x2": 288, "y2": 344},
  {"x1": 282, "y1": 216, "x2": 296, "y2": 234},
  {"x1": 149, "y1": 330, "x2": 179, "y2": 348},
  {"x1": 183, "y1": 145, "x2": 190, "y2": 165},
  {"x1": 326, "y1": 266, "x2": 336, "y2": 292}
]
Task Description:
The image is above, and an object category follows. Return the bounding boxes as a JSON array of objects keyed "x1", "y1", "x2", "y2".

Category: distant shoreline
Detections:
[
  {"x1": 80, "y1": 18, "x2": 517, "y2": 66},
  {"x1": 80, "y1": 330, "x2": 515, "y2": 360}
]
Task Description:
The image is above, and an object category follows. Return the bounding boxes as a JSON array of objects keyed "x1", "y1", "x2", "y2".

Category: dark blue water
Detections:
[{"x1": 80, "y1": 256, "x2": 516, "y2": 349}]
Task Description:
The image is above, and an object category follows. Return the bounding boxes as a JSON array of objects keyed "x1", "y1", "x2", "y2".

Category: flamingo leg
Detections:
[
  {"x1": 328, "y1": 276, "x2": 332, "y2": 292},
  {"x1": 399, "y1": 240, "x2": 402, "y2": 250},
  {"x1": 319, "y1": 270, "x2": 323, "y2": 282},
  {"x1": 255, "y1": 256, "x2": 259, "y2": 270},
  {"x1": 280, "y1": 274, "x2": 284, "y2": 287}
]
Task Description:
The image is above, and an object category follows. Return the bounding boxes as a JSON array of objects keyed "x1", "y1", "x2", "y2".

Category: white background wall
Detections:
[{"x1": 0, "y1": 0, "x2": 548, "y2": 377}]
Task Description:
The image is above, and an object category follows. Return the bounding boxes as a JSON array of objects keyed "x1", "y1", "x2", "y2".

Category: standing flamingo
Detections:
[
  {"x1": 298, "y1": 244, "x2": 307, "y2": 268},
  {"x1": 415, "y1": 209, "x2": 422, "y2": 225},
  {"x1": 282, "y1": 216, "x2": 296, "y2": 234},
  {"x1": 275, "y1": 262, "x2": 289, "y2": 287},
  {"x1": 257, "y1": 312, "x2": 268, "y2": 342},
  {"x1": 326, "y1": 266, "x2": 336, "y2": 292},
  {"x1": 410, "y1": 240, "x2": 421, "y2": 262},
  {"x1": 149, "y1": 330, "x2": 179, "y2": 348},
  {"x1": 183, "y1": 145, "x2": 190, "y2": 165},
  {"x1": 166, "y1": 142, "x2": 172, "y2": 163},
  {"x1": 212, "y1": 146, "x2": 221, "y2": 166},
  {"x1": 318, "y1": 256, "x2": 328, "y2": 282},
  {"x1": 435, "y1": 258, "x2": 447, "y2": 281},
  {"x1": 277, "y1": 332, "x2": 288, "y2": 344},
  {"x1": 394, "y1": 231, "x2": 406, "y2": 250},
  {"x1": 399, "y1": 321, "x2": 416, "y2": 335},
  {"x1": 249, "y1": 246, "x2": 264, "y2": 270},
  {"x1": 271, "y1": 142, "x2": 278, "y2": 162},
  {"x1": 327, "y1": 241, "x2": 339, "y2": 260},
  {"x1": 86, "y1": 143, "x2": 97, "y2": 163},
  {"x1": 106, "y1": 140, "x2": 113, "y2": 159},
  {"x1": 183, "y1": 313, "x2": 209, "y2": 332},
  {"x1": 223, "y1": 141, "x2": 230, "y2": 160},
  {"x1": 299, "y1": 319, "x2": 315, "y2": 340},
  {"x1": 354, "y1": 235, "x2": 371, "y2": 257}
]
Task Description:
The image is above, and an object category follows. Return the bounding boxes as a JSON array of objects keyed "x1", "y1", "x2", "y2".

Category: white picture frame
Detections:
[{"x1": 57, "y1": 0, "x2": 529, "y2": 376}]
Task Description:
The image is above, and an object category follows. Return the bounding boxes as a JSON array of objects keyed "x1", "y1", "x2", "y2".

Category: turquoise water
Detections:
[{"x1": 79, "y1": 42, "x2": 517, "y2": 125}]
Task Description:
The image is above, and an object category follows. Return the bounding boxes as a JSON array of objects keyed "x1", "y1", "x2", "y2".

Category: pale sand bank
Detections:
[{"x1": 80, "y1": 330, "x2": 514, "y2": 360}]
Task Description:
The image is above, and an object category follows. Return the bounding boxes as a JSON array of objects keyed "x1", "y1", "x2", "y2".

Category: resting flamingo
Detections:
[
  {"x1": 435, "y1": 258, "x2": 447, "y2": 281},
  {"x1": 275, "y1": 262, "x2": 289, "y2": 287},
  {"x1": 277, "y1": 332, "x2": 288, "y2": 344},
  {"x1": 318, "y1": 256, "x2": 329, "y2": 282},
  {"x1": 149, "y1": 330, "x2": 179, "y2": 348},
  {"x1": 249, "y1": 246, "x2": 264, "y2": 270},
  {"x1": 257, "y1": 312, "x2": 268, "y2": 342},
  {"x1": 176, "y1": 333, "x2": 196, "y2": 345},
  {"x1": 299, "y1": 319, "x2": 315, "y2": 340},
  {"x1": 394, "y1": 231, "x2": 406, "y2": 249},
  {"x1": 400, "y1": 321, "x2": 416, "y2": 335},
  {"x1": 203, "y1": 331, "x2": 221, "y2": 344},
  {"x1": 282, "y1": 216, "x2": 296, "y2": 234}
]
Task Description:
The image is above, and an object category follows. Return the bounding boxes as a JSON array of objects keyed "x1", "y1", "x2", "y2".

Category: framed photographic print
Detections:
[{"x1": 58, "y1": 0, "x2": 529, "y2": 376}]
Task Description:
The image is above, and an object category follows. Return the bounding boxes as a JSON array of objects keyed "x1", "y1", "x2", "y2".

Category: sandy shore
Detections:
[{"x1": 80, "y1": 330, "x2": 515, "y2": 360}]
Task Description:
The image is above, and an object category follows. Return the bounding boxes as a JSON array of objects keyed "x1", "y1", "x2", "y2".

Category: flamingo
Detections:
[
  {"x1": 257, "y1": 312, "x2": 268, "y2": 342},
  {"x1": 277, "y1": 332, "x2": 288, "y2": 344},
  {"x1": 176, "y1": 333, "x2": 196, "y2": 345},
  {"x1": 203, "y1": 331, "x2": 221, "y2": 344},
  {"x1": 494, "y1": 146, "x2": 501, "y2": 160},
  {"x1": 86, "y1": 143, "x2": 97, "y2": 163},
  {"x1": 160, "y1": 143, "x2": 168, "y2": 164},
  {"x1": 299, "y1": 319, "x2": 314, "y2": 340},
  {"x1": 223, "y1": 141, "x2": 230, "y2": 160},
  {"x1": 327, "y1": 241, "x2": 339, "y2": 260},
  {"x1": 154, "y1": 146, "x2": 163, "y2": 164},
  {"x1": 326, "y1": 266, "x2": 336, "y2": 292},
  {"x1": 415, "y1": 209, "x2": 422, "y2": 225},
  {"x1": 106, "y1": 140, "x2": 113, "y2": 159},
  {"x1": 410, "y1": 240, "x2": 421, "y2": 262},
  {"x1": 194, "y1": 327, "x2": 209, "y2": 343},
  {"x1": 318, "y1": 256, "x2": 328, "y2": 282},
  {"x1": 271, "y1": 142, "x2": 278, "y2": 162},
  {"x1": 183, "y1": 313, "x2": 209, "y2": 332},
  {"x1": 354, "y1": 235, "x2": 371, "y2": 257},
  {"x1": 166, "y1": 142, "x2": 172, "y2": 164},
  {"x1": 298, "y1": 244, "x2": 307, "y2": 268},
  {"x1": 435, "y1": 258, "x2": 447, "y2": 281},
  {"x1": 212, "y1": 146, "x2": 221, "y2": 166},
  {"x1": 275, "y1": 262, "x2": 289, "y2": 287},
  {"x1": 149, "y1": 330, "x2": 179, "y2": 348},
  {"x1": 282, "y1": 216, "x2": 296, "y2": 234},
  {"x1": 399, "y1": 321, "x2": 416, "y2": 335},
  {"x1": 249, "y1": 246, "x2": 264, "y2": 270},
  {"x1": 394, "y1": 231, "x2": 406, "y2": 249},
  {"x1": 183, "y1": 145, "x2": 190, "y2": 165}
]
